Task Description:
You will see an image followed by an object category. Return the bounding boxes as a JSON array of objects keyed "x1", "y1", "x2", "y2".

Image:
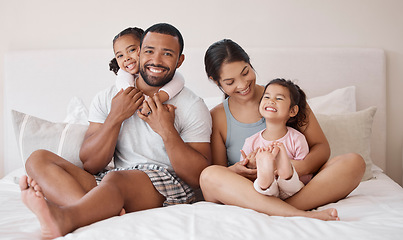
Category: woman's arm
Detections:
[
  {"x1": 210, "y1": 105, "x2": 257, "y2": 180},
  {"x1": 210, "y1": 105, "x2": 229, "y2": 166},
  {"x1": 293, "y1": 107, "x2": 330, "y2": 176}
]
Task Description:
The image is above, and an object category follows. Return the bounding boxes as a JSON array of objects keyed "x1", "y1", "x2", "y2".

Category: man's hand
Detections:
[
  {"x1": 138, "y1": 94, "x2": 176, "y2": 139},
  {"x1": 110, "y1": 87, "x2": 144, "y2": 123}
]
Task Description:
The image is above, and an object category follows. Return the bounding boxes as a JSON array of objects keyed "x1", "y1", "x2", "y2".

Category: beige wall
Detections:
[{"x1": 1, "y1": 0, "x2": 402, "y2": 185}]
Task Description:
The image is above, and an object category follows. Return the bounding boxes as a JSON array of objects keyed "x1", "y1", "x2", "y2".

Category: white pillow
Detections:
[
  {"x1": 11, "y1": 110, "x2": 88, "y2": 168},
  {"x1": 308, "y1": 86, "x2": 356, "y2": 115},
  {"x1": 316, "y1": 106, "x2": 377, "y2": 181},
  {"x1": 64, "y1": 96, "x2": 89, "y2": 125}
]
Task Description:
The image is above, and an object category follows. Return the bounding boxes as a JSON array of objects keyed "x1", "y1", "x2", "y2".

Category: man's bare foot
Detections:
[
  {"x1": 256, "y1": 147, "x2": 279, "y2": 190},
  {"x1": 119, "y1": 208, "x2": 126, "y2": 216},
  {"x1": 274, "y1": 142, "x2": 293, "y2": 180},
  {"x1": 27, "y1": 176, "x2": 44, "y2": 197},
  {"x1": 19, "y1": 175, "x2": 65, "y2": 239},
  {"x1": 305, "y1": 208, "x2": 339, "y2": 221}
]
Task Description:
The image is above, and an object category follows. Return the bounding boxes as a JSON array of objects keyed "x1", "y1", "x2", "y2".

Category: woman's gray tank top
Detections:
[{"x1": 223, "y1": 98, "x2": 266, "y2": 166}]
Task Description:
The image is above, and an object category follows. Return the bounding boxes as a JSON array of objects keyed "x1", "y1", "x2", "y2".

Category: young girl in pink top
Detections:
[{"x1": 241, "y1": 78, "x2": 310, "y2": 200}]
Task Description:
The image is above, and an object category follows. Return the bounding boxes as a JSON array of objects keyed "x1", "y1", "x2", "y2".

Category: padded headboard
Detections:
[{"x1": 3, "y1": 48, "x2": 386, "y2": 175}]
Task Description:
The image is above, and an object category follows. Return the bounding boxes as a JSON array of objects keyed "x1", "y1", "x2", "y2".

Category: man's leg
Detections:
[
  {"x1": 25, "y1": 149, "x2": 97, "y2": 206},
  {"x1": 20, "y1": 169, "x2": 165, "y2": 238}
]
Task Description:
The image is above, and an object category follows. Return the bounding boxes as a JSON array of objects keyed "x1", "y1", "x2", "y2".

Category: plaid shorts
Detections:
[{"x1": 94, "y1": 163, "x2": 195, "y2": 206}]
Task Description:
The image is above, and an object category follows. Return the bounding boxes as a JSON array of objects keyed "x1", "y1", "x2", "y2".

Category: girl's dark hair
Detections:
[
  {"x1": 204, "y1": 39, "x2": 253, "y2": 98},
  {"x1": 109, "y1": 27, "x2": 144, "y2": 75},
  {"x1": 263, "y1": 78, "x2": 308, "y2": 129}
]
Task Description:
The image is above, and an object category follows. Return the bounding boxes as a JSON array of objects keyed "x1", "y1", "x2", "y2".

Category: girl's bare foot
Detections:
[
  {"x1": 19, "y1": 175, "x2": 65, "y2": 239},
  {"x1": 274, "y1": 142, "x2": 293, "y2": 180},
  {"x1": 256, "y1": 147, "x2": 279, "y2": 190}
]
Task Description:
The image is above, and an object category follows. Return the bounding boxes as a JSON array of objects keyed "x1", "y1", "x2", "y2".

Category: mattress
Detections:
[{"x1": 0, "y1": 167, "x2": 402, "y2": 240}]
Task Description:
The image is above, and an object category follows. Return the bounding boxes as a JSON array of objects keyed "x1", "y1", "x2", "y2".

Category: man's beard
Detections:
[{"x1": 139, "y1": 63, "x2": 175, "y2": 87}]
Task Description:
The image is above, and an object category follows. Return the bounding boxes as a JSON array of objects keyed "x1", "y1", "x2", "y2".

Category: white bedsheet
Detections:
[{"x1": 0, "y1": 168, "x2": 402, "y2": 240}]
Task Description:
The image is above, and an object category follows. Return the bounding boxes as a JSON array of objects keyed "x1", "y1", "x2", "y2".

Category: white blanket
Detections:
[{"x1": 1, "y1": 168, "x2": 402, "y2": 240}]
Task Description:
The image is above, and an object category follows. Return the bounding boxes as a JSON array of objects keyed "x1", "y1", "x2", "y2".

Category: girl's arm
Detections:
[
  {"x1": 115, "y1": 68, "x2": 136, "y2": 90},
  {"x1": 157, "y1": 71, "x2": 185, "y2": 102},
  {"x1": 140, "y1": 72, "x2": 185, "y2": 116},
  {"x1": 292, "y1": 107, "x2": 330, "y2": 176}
]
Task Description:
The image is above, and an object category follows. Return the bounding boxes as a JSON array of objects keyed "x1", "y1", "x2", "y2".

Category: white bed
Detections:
[{"x1": 1, "y1": 47, "x2": 403, "y2": 239}]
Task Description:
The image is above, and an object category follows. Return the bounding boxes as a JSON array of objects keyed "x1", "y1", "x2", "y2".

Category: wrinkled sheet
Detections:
[{"x1": 0, "y1": 168, "x2": 402, "y2": 240}]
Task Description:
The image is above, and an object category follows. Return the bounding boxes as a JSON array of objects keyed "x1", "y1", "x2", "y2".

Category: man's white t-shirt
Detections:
[{"x1": 88, "y1": 85, "x2": 212, "y2": 172}]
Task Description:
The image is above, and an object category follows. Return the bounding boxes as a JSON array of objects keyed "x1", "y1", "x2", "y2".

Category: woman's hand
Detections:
[
  {"x1": 241, "y1": 149, "x2": 258, "y2": 169},
  {"x1": 229, "y1": 158, "x2": 257, "y2": 181}
]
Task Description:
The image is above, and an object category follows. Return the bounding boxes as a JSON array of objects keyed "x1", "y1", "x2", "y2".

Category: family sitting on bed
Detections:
[{"x1": 19, "y1": 23, "x2": 365, "y2": 238}]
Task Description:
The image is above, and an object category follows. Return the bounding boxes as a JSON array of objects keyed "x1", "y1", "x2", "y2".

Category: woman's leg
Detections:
[
  {"x1": 285, "y1": 153, "x2": 365, "y2": 210},
  {"x1": 20, "y1": 169, "x2": 165, "y2": 239},
  {"x1": 25, "y1": 149, "x2": 97, "y2": 206},
  {"x1": 200, "y1": 165, "x2": 338, "y2": 220}
]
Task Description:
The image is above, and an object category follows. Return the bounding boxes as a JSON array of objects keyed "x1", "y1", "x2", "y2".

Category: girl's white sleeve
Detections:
[
  {"x1": 159, "y1": 72, "x2": 185, "y2": 100},
  {"x1": 115, "y1": 68, "x2": 135, "y2": 90}
]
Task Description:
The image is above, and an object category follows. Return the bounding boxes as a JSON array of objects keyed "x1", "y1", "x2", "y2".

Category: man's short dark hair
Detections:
[{"x1": 140, "y1": 23, "x2": 184, "y2": 55}]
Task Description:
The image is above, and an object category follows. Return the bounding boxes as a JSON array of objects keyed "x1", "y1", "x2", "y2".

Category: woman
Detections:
[{"x1": 199, "y1": 39, "x2": 365, "y2": 219}]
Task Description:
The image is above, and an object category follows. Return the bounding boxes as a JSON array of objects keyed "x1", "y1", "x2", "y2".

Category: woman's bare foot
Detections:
[
  {"x1": 274, "y1": 142, "x2": 293, "y2": 180},
  {"x1": 256, "y1": 147, "x2": 279, "y2": 190},
  {"x1": 304, "y1": 208, "x2": 339, "y2": 221},
  {"x1": 19, "y1": 175, "x2": 65, "y2": 239}
]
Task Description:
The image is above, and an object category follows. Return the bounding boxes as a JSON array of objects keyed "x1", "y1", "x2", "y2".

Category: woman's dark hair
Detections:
[
  {"x1": 204, "y1": 39, "x2": 253, "y2": 98},
  {"x1": 109, "y1": 27, "x2": 144, "y2": 75},
  {"x1": 263, "y1": 78, "x2": 308, "y2": 129}
]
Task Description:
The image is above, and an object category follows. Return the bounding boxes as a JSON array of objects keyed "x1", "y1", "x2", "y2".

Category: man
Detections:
[{"x1": 19, "y1": 23, "x2": 212, "y2": 239}]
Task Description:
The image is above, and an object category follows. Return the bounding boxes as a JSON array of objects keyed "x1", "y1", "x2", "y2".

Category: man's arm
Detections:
[
  {"x1": 138, "y1": 95, "x2": 211, "y2": 189},
  {"x1": 80, "y1": 87, "x2": 144, "y2": 174}
]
